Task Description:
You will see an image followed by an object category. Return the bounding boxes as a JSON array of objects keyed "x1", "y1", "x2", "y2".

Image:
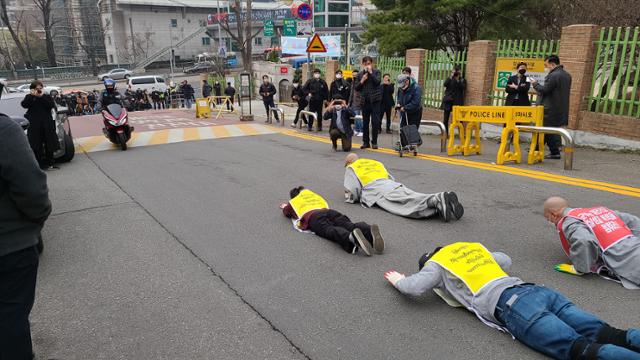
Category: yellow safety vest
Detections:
[
  {"x1": 347, "y1": 159, "x2": 389, "y2": 186},
  {"x1": 288, "y1": 189, "x2": 329, "y2": 218},
  {"x1": 428, "y1": 242, "x2": 508, "y2": 295}
]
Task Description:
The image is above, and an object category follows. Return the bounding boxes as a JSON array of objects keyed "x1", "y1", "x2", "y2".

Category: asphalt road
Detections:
[{"x1": 33, "y1": 129, "x2": 640, "y2": 359}]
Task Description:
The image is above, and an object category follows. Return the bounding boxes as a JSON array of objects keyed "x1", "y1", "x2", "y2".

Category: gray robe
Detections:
[
  {"x1": 561, "y1": 208, "x2": 640, "y2": 289},
  {"x1": 343, "y1": 167, "x2": 438, "y2": 219}
]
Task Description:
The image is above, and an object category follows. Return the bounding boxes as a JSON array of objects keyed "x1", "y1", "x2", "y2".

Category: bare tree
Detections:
[
  {"x1": 32, "y1": 0, "x2": 57, "y2": 66},
  {"x1": 0, "y1": 0, "x2": 31, "y2": 67},
  {"x1": 218, "y1": 0, "x2": 261, "y2": 71}
]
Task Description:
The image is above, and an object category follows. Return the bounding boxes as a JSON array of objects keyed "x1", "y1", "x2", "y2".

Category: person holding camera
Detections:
[
  {"x1": 324, "y1": 96, "x2": 354, "y2": 152},
  {"x1": 21, "y1": 81, "x2": 59, "y2": 170},
  {"x1": 441, "y1": 65, "x2": 466, "y2": 133},
  {"x1": 354, "y1": 56, "x2": 382, "y2": 149}
]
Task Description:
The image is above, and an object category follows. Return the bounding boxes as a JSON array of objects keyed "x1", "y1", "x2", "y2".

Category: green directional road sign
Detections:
[
  {"x1": 263, "y1": 20, "x2": 274, "y2": 37},
  {"x1": 283, "y1": 18, "x2": 297, "y2": 37}
]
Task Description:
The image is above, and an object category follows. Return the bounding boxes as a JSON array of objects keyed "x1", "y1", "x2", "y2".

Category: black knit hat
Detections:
[{"x1": 418, "y1": 247, "x2": 443, "y2": 270}]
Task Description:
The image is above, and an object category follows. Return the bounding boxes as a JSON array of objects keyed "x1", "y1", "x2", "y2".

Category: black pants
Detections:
[
  {"x1": 226, "y1": 98, "x2": 234, "y2": 111},
  {"x1": 362, "y1": 101, "x2": 382, "y2": 146},
  {"x1": 0, "y1": 246, "x2": 39, "y2": 360},
  {"x1": 308, "y1": 101, "x2": 323, "y2": 130},
  {"x1": 383, "y1": 106, "x2": 393, "y2": 131},
  {"x1": 263, "y1": 100, "x2": 279, "y2": 121},
  {"x1": 308, "y1": 210, "x2": 372, "y2": 253},
  {"x1": 443, "y1": 109, "x2": 452, "y2": 134},
  {"x1": 293, "y1": 101, "x2": 308, "y2": 125},
  {"x1": 27, "y1": 124, "x2": 55, "y2": 169},
  {"x1": 329, "y1": 129, "x2": 352, "y2": 151},
  {"x1": 545, "y1": 133, "x2": 562, "y2": 155}
]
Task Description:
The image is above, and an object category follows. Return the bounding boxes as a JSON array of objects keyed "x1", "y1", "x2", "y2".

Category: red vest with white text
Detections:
[{"x1": 557, "y1": 207, "x2": 633, "y2": 255}]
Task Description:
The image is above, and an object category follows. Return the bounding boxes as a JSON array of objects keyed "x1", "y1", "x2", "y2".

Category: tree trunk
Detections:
[
  {"x1": 42, "y1": 6, "x2": 57, "y2": 66},
  {"x1": 0, "y1": 0, "x2": 31, "y2": 68},
  {"x1": 244, "y1": 0, "x2": 252, "y2": 72}
]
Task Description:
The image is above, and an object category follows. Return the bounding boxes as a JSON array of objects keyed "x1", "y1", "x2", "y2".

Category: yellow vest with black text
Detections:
[
  {"x1": 288, "y1": 189, "x2": 329, "y2": 219},
  {"x1": 347, "y1": 159, "x2": 389, "y2": 186},
  {"x1": 428, "y1": 242, "x2": 509, "y2": 295}
]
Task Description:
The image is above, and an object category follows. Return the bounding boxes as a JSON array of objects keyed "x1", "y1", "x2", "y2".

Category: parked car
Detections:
[
  {"x1": 98, "y1": 68, "x2": 134, "y2": 81},
  {"x1": 0, "y1": 92, "x2": 75, "y2": 163},
  {"x1": 184, "y1": 62, "x2": 215, "y2": 74},
  {"x1": 14, "y1": 84, "x2": 31, "y2": 92},
  {"x1": 127, "y1": 75, "x2": 167, "y2": 92}
]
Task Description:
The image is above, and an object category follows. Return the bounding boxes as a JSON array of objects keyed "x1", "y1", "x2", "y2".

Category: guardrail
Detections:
[
  {"x1": 420, "y1": 120, "x2": 447, "y2": 153},
  {"x1": 516, "y1": 125, "x2": 574, "y2": 170},
  {"x1": 269, "y1": 107, "x2": 285, "y2": 126},
  {"x1": 299, "y1": 110, "x2": 318, "y2": 130}
]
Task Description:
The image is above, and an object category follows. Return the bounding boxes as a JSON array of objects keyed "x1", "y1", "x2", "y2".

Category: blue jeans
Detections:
[
  {"x1": 185, "y1": 98, "x2": 193, "y2": 109},
  {"x1": 495, "y1": 285, "x2": 640, "y2": 360},
  {"x1": 353, "y1": 109, "x2": 363, "y2": 133}
]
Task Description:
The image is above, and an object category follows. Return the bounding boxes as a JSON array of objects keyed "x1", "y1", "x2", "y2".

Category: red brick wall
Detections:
[
  {"x1": 465, "y1": 41, "x2": 497, "y2": 106},
  {"x1": 406, "y1": 48, "x2": 426, "y2": 88},
  {"x1": 578, "y1": 111, "x2": 640, "y2": 140}
]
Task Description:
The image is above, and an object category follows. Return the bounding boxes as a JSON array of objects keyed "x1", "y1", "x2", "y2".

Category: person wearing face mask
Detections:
[
  {"x1": 543, "y1": 196, "x2": 640, "y2": 289},
  {"x1": 354, "y1": 56, "x2": 382, "y2": 149},
  {"x1": 381, "y1": 74, "x2": 395, "y2": 134},
  {"x1": 505, "y1": 62, "x2": 531, "y2": 106},
  {"x1": 531, "y1": 55, "x2": 572, "y2": 160},
  {"x1": 441, "y1": 65, "x2": 466, "y2": 134},
  {"x1": 259, "y1": 75, "x2": 279, "y2": 123},
  {"x1": 324, "y1": 96, "x2": 354, "y2": 152},
  {"x1": 303, "y1": 69, "x2": 329, "y2": 131},
  {"x1": 396, "y1": 74, "x2": 422, "y2": 130},
  {"x1": 330, "y1": 70, "x2": 350, "y2": 102},
  {"x1": 224, "y1": 82, "x2": 236, "y2": 111},
  {"x1": 213, "y1": 80, "x2": 222, "y2": 105},
  {"x1": 291, "y1": 81, "x2": 308, "y2": 128}
]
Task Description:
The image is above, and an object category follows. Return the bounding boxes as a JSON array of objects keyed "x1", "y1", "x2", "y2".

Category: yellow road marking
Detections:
[
  {"x1": 278, "y1": 129, "x2": 640, "y2": 198},
  {"x1": 148, "y1": 129, "x2": 170, "y2": 145},
  {"x1": 182, "y1": 127, "x2": 201, "y2": 142},
  {"x1": 77, "y1": 136, "x2": 106, "y2": 153},
  {"x1": 234, "y1": 123, "x2": 261, "y2": 136},
  {"x1": 212, "y1": 125, "x2": 231, "y2": 138}
]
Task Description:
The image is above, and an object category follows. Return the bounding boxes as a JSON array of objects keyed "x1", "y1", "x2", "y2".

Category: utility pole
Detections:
[
  {"x1": 169, "y1": 22, "x2": 174, "y2": 79},
  {"x1": 216, "y1": 0, "x2": 222, "y2": 55}
]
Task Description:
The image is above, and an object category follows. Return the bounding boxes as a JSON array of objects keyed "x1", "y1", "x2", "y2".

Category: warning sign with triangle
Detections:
[{"x1": 306, "y1": 34, "x2": 327, "y2": 53}]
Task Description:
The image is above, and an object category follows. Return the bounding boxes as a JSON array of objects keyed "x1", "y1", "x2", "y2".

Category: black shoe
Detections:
[
  {"x1": 350, "y1": 228, "x2": 372, "y2": 256},
  {"x1": 446, "y1": 192, "x2": 464, "y2": 220},
  {"x1": 372, "y1": 144, "x2": 378, "y2": 149},
  {"x1": 435, "y1": 192, "x2": 451, "y2": 222},
  {"x1": 545, "y1": 154, "x2": 561, "y2": 160},
  {"x1": 361, "y1": 144, "x2": 371, "y2": 149},
  {"x1": 370, "y1": 224, "x2": 384, "y2": 254},
  {"x1": 308, "y1": 127, "x2": 313, "y2": 131}
]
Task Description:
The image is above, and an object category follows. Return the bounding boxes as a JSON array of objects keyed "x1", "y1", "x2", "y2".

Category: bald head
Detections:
[
  {"x1": 544, "y1": 196, "x2": 569, "y2": 224},
  {"x1": 345, "y1": 153, "x2": 359, "y2": 167}
]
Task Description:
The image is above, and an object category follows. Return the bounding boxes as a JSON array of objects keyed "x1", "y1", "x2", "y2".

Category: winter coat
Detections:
[{"x1": 533, "y1": 65, "x2": 572, "y2": 127}]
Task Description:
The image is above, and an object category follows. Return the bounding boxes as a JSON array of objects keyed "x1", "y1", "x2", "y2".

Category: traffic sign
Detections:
[
  {"x1": 283, "y1": 18, "x2": 297, "y2": 37},
  {"x1": 263, "y1": 20, "x2": 274, "y2": 37},
  {"x1": 306, "y1": 34, "x2": 327, "y2": 53},
  {"x1": 297, "y1": 3, "x2": 312, "y2": 21}
]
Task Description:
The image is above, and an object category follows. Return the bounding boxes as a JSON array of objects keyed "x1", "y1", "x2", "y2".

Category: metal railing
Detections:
[
  {"x1": 516, "y1": 125, "x2": 575, "y2": 170},
  {"x1": 422, "y1": 49, "x2": 467, "y2": 109},
  {"x1": 269, "y1": 107, "x2": 285, "y2": 125},
  {"x1": 299, "y1": 110, "x2": 318, "y2": 130},
  {"x1": 420, "y1": 120, "x2": 447, "y2": 153}
]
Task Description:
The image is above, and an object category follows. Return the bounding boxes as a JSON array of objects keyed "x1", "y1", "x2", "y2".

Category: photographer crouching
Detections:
[{"x1": 324, "y1": 96, "x2": 354, "y2": 152}]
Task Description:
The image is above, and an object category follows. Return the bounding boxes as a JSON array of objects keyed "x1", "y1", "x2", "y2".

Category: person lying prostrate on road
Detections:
[
  {"x1": 384, "y1": 242, "x2": 640, "y2": 360},
  {"x1": 343, "y1": 153, "x2": 463, "y2": 222},
  {"x1": 544, "y1": 196, "x2": 640, "y2": 289},
  {"x1": 280, "y1": 186, "x2": 384, "y2": 256}
]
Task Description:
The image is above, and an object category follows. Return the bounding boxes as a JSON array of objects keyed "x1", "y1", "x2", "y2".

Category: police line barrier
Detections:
[
  {"x1": 195, "y1": 97, "x2": 211, "y2": 118},
  {"x1": 448, "y1": 105, "x2": 544, "y2": 166},
  {"x1": 269, "y1": 107, "x2": 285, "y2": 126},
  {"x1": 516, "y1": 125, "x2": 575, "y2": 170}
]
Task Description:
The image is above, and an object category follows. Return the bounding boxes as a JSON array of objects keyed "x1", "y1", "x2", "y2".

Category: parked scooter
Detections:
[{"x1": 101, "y1": 103, "x2": 134, "y2": 150}]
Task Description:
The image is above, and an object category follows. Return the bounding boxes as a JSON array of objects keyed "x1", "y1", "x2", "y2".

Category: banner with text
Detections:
[{"x1": 281, "y1": 36, "x2": 341, "y2": 57}]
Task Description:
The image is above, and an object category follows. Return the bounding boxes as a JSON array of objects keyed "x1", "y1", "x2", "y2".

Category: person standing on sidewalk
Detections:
[
  {"x1": 180, "y1": 80, "x2": 195, "y2": 109},
  {"x1": 21, "y1": 81, "x2": 59, "y2": 170},
  {"x1": 531, "y1": 55, "x2": 572, "y2": 160},
  {"x1": 201, "y1": 79, "x2": 212, "y2": 98},
  {"x1": 213, "y1": 80, "x2": 222, "y2": 105},
  {"x1": 381, "y1": 73, "x2": 395, "y2": 134},
  {"x1": 505, "y1": 62, "x2": 531, "y2": 106},
  {"x1": 441, "y1": 65, "x2": 466, "y2": 134},
  {"x1": 303, "y1": 69, "x2": 329, "y2": 131},
  {"x1": 224, "y1": 82, "x2": 236, "y2": 111},
  {"x1": 0, "y1": 113, "x2": 52, "y2": 360},
  {"x1": 396, "y1": 74, "x2": 423, "y2": 129},
  {"x1": 354, "y1": 56, "x2": 382, "y2": 149},
  {"x1": 330, "y1": 70, "x2": 351, "y2": 101},
  {"x1": 290, "y1": 81, "x2": 308, "y2": 128},
  {"x1": 259, "y1": 75, "x2": 279, "y2": 123}
]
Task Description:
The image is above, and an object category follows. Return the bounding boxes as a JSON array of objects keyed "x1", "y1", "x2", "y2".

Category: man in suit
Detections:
[
  {"x1": 505, "y1": 62, "x2": 531, "y2": 106},
  {"x1": 324, "y1": 96, "x2": 354, "y2": 152}
]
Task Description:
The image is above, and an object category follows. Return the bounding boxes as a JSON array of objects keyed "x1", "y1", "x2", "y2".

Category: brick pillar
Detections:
[
  {"x1": 405, "y1": 48, "x2": 426, "y2": 88},
  {"x1": 465, "y1": 40, "x2": 497, "y2": 106},
  {"x1": 301, "y1": 63, "x2": 310, "y2": 83},
  {"x1": 325, "y1": 59, "x2": 339, "y2": 85},
  {"x1": 558, "y1": 24, "x2": 600, "y2": 129}
]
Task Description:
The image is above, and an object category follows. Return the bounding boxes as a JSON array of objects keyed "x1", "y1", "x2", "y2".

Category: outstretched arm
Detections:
[
  {"x1": 343, "y1": 169, "x2": 362, "y2": 203},
  {"x1": 563, "y1": 222, "x2": 600, "y2": 274},
  {"x1": 386, "y1": 263, "x2": 442, "y2": 297}
]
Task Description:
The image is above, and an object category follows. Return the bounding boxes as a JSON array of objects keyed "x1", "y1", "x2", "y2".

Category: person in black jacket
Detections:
[
  {"x1": 290, "y1": 81, "x2": 308, "y2": 128},
  {"x1": 505, "y1": 62, "x2": 531, "y2": 106},
  {"x1": 303, "y1": 69, "x2": 329, "y2": 131},
  {"x1": 440, "y1": 65, "x2": 466, "y2": 134},
  {"x1": 202, "y1": 80, "x2": 213, "y2": 98},
  {"x1": 224, "y1": 82, "x2": 236, "y2": 111},
  {"x1": 381, "y1": 73, "x2": 395, "y2": 134},
  {"x1": 259, "y1": 75, "x2": 279, "y2": 123},
  {"x1": 213, "y1": 80, "x2": 222, "y2": 104},
  {"x1": 330, "y1": 70, "x2": 350, "y2": 102},
  {"x1": 354, "y1": 56, "x2": 382, "y2": 149},
  {"x1": 21, "y1": 81, "x2": 59, "y2": 170},
  {"x1": 180, "y1": 80, "x2": 195, "y2": 109},
  {"x1": 324, "y1": 96, "x2": 354, "y2": 152},
  {"x1": 0, "y1": 113, "x2": 52, "y2": 360}
]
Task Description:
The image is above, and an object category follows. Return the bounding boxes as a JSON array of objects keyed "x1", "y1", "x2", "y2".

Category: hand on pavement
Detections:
[
  {"x1": 554, "y1": 263, "x2": 582, "y2": 276},
  {"x1": 279, "y1": 203, "x2": 287, "y2": 209},
  {"x1": 384, "y1": 270, "x2": 405, "y2": 286}
]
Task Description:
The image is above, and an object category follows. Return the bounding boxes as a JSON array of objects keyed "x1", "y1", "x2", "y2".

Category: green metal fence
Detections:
[
  {"x1": 489, "y1": 39, "x2": 559, "y2": 105},
  {"x1": 377, "y1": 56, "x2": 406, "y2": 81},
  {"x1": 422, "y1": 50, "x2": 467, "y2": 109},
  {"x1": 588, "y1": 26, "x2": 640, "y2": 117}
]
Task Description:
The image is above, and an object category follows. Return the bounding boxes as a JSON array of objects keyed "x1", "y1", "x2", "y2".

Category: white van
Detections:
[{"x1": 127, "y1": 75, "x2": 167, "y2": 92}]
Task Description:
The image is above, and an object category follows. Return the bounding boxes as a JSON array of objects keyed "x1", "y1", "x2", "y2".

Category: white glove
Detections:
[{"x1": 384, "y1": 270, "x2": 405, "y2": 287}]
